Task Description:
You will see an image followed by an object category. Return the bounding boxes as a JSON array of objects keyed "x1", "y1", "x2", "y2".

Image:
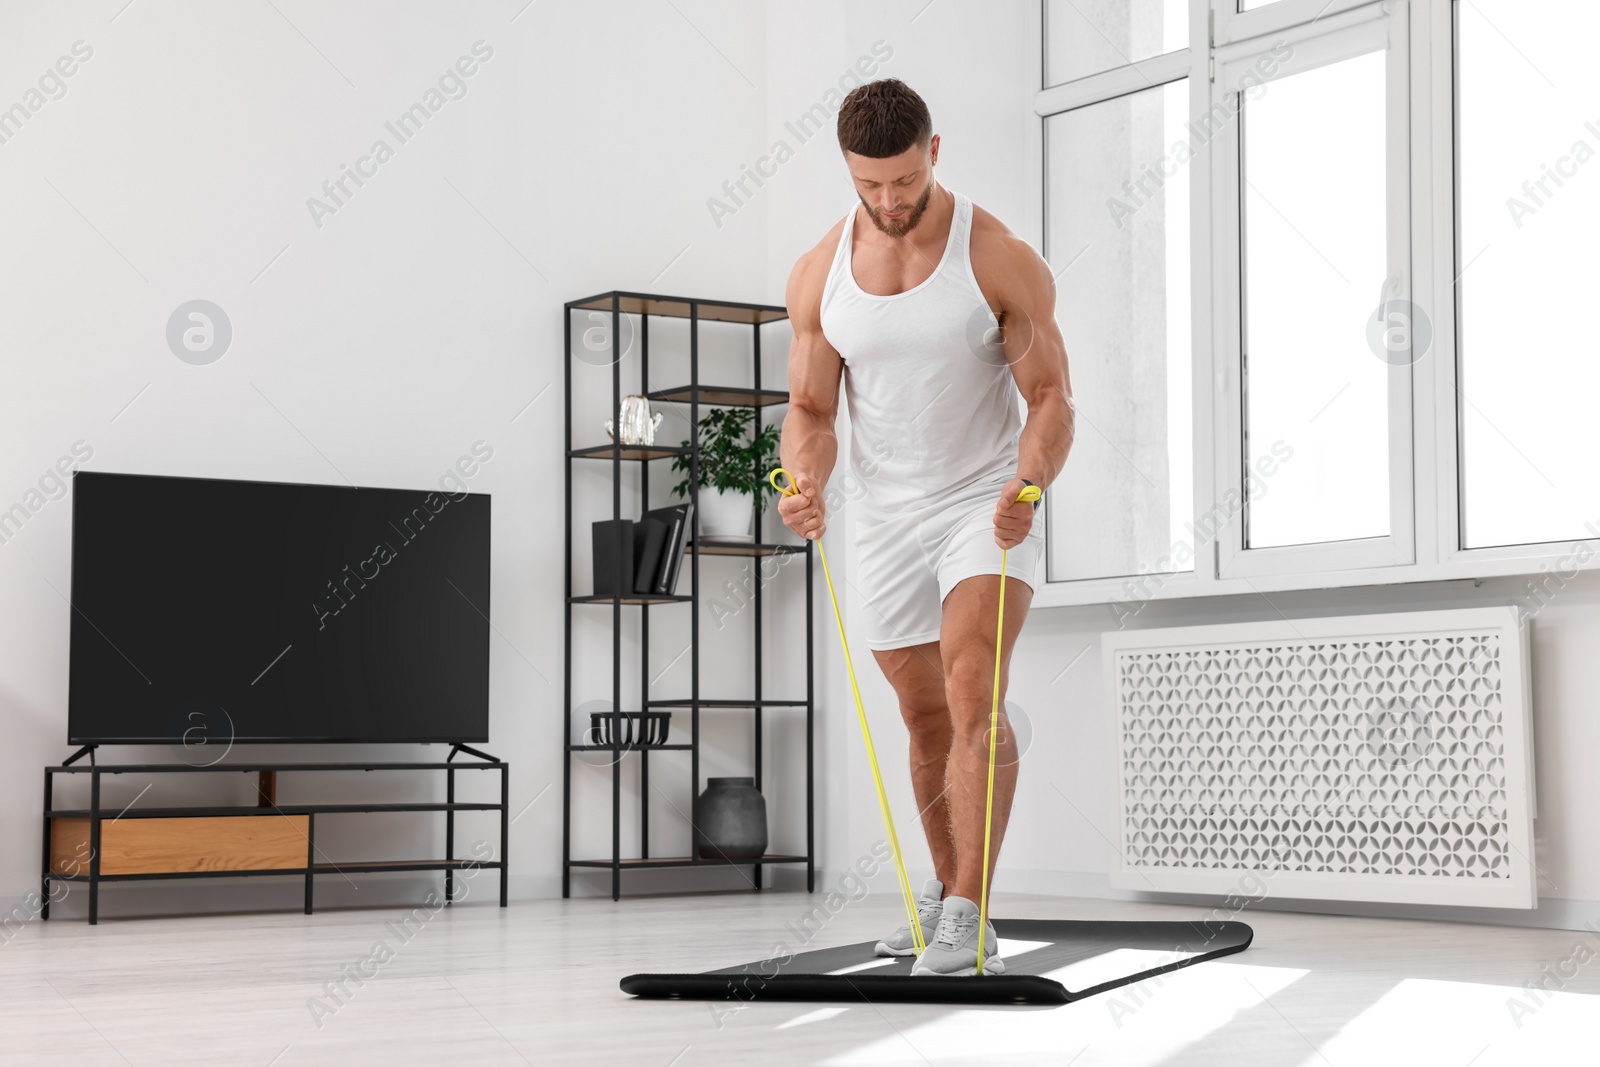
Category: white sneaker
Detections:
[
  {"x1": 873, "y1": 878, "x2": 944, "y2": 957},
  {"x1": 911, "y1": 894, "x2": 1005, "y2": 976}
]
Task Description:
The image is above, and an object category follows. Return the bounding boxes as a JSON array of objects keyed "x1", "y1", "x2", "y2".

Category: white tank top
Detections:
[{"x1": 819, "y1": 189, "x2": 1022, "y2": 520}]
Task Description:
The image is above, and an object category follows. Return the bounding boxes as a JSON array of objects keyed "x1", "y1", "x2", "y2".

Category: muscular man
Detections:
[{"x1": 777, "y1": 79, "x2": 1075, "y2": 976}]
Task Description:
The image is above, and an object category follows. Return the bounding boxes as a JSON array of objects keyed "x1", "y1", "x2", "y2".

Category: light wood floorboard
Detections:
[{"x1": 3, "y1": 888, "x2": 1597, "y2": 1065}]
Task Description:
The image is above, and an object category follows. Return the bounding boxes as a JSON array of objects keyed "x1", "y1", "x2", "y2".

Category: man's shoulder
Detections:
[
  {"x1": 969, "y1": 202, "x2": 1036, "y2": 265},
  {"x1": 799, "y1": 213, "x2": 850, "y2": 274},
  {"x1": 786, "y1": 213, "x2": 852, "y2": 318},
  {"x1": 968, "y1": 201, "x2": 1048, "y2": 295}
]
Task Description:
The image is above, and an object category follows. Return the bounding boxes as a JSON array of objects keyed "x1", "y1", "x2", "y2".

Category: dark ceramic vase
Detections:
[{"x1": 694, "y1": 777, "x2": 768, "y2": 860}]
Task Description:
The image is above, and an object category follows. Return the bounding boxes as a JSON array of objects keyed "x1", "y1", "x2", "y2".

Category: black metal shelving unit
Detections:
[{"x1": 562, "y1": 290, "x2": 815, "y2": 901}]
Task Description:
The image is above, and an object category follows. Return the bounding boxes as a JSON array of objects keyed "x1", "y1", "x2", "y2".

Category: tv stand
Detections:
[
  {"x1": 42, "y1": 754, "x2": 509, "y2": 924},
  {"x1": 447, "y1": 743, "x2": 500, "y2": 763},
  {"x1": 61, "y1": 745, "x2": 97, "y2": 767}
]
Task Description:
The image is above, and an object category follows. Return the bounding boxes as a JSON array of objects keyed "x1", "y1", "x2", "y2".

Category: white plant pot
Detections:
[{"x1": 697, "y1": 488, "x2": 754, "y2": 542}]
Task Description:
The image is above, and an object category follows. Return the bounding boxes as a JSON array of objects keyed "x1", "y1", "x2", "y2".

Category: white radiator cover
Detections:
[{"x1": 1103, "y1": 606, "x2": 1535, "y2": 908}]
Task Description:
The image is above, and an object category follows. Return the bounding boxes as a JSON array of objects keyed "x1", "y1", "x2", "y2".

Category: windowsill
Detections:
[{"x1": 1031, "y1": 541, "x2": 1600, "y2": 612}]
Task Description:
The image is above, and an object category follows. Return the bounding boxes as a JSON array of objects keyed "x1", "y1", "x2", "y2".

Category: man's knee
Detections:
[
  {"x1": 883, "y1": 664, "x2": 948, "y2": 737},
  {"x1": 898, "y1": 697, "x2": 949, "y2": 743},
  {"x1": 874, "y1": 645, "x2": 945, "y2": 710},
  {"x1": 942, "y1": 648, "x2": 1000, "y2": 719}
]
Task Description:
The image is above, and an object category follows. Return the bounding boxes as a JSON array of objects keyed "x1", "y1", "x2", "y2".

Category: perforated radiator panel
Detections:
[{"x1": 1103, "y1": 607, "x2": 1535, "y2": 908}]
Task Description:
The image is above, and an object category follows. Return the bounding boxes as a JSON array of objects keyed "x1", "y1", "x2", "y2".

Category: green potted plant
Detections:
[{"x1": 670, "y1": 407, "x2": 781, "y2": 541}]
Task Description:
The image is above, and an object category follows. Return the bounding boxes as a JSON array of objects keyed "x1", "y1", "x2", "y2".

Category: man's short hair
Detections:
[{"x1": 836, "y1": 79, "x2": 932, "y2": 158}]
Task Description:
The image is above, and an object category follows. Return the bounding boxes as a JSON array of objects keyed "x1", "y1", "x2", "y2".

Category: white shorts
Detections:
[{"x1": 852, "y1": 476, "x2": 1045, "y2": 652}]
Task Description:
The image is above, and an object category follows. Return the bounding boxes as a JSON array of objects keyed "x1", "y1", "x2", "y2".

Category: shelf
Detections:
[
  {"x1": 567, "y1": 744, "x2": 693, "y2": 752},
  {"x1": 569, "y1": 443, "x2": 692, "y2": 461},
  {"x1": 647, "y1": 385, "x2": 789, "y2": 408},
  {"x1": 53, "y1": 859, "x2": 507, "y2": 882},
  {"x1": 569, "y1": 593, "x2": 693, "y2": 605},
  {"x1": 567, "y1": 291, "x2": 788, "y2": 325},
  {"x1": 314, "y1": 859, "x2": 506, "y2": 873},
  {"x1": 46, "y1": 761, "x2": 505, "y2": 774},
  {"x1": 52, "y1": 867, "x2": 310, "y2": 882},
  {"x1": 48, "y1": 802, "x2": 503, "y2": 819},
  {"x1": 689, "y1": 540, "x2": 807, "y2": 557},
  {"x1": 646, "y1": 699, "x2": 808, "y2": 709},
  {"x1": 568, "y1": 854, "x2": 809, "y2": 869}
]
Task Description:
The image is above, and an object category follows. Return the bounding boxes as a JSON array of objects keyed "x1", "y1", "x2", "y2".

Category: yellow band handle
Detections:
[
  {"x1": 770, "y1": 467, "x2": 927, "y2": 955},
  {"x1": 769, "y1": 467, "x2": 798, "y2": 497}
]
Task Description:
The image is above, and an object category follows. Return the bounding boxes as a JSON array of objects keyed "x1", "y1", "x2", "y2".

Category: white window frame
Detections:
[
  {"x1": 1217, "y1": 0, "x2": 1379, "y2": 48},
  {"x1": 1214, "y1": 4, "x2": 1414, "y2": 579},
  {"x1": 1026, "y1": 0, "x2": 1600, "y2": 612}
]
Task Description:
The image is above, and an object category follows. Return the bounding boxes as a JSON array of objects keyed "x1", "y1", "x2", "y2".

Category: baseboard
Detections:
[
  {"x1": 1001, "y1": 868, "x2": 1600, "y2": 934},
  {"x1": 774, "y1": 865, "x2": 1600, "y2": 935}
]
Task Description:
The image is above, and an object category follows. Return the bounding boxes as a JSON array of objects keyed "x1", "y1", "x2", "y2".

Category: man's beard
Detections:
[{"x1": 861, "y1": 179, "x2": 935, "y2": 238}]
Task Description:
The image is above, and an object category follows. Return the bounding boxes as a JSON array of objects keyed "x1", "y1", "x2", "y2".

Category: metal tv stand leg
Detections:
[{"x1": 62, "y1": 745, "x2": 97, "y2": 768}]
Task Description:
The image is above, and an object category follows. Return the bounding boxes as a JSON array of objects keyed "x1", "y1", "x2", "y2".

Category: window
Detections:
[
  {"x1": 1043, "y1": 0, "x2": 1187, "y2": 86},
  {"x1": 1242, "y1": 51, "x2": 1391, "y2": 548},
  {"x1": 1456, "y1": 0, "x2": 1600, "y2": 548},
  {"x1": 1214, "y1": 8, "x2": 1414, "y2": 580},
  {"x1": 1044, "y1": 80, "x2": 1193, "y2": 583},
  {"x1": 1031, "y1": 0, "x2": 1600, "y2": 608}
]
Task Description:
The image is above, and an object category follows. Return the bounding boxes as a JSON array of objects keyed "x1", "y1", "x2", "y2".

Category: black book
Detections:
[
  {"x1": 643, "y1": 503, "x2": 692, "y2": 594},
  {"x1": 591, "y1": 519, "x2": 634, "y2": 597},
  {"x1": 632, "y1": 518, "x2": 669, "y2": 595}
]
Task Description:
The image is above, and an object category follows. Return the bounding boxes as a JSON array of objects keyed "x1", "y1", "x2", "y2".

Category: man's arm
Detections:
[
  {"x1": 973, "y1": 211, "x2": 1075, "y2": 548},
  {"x1": 999, "y1": 241, "x2": 1074, "y2": 492},
  {"x1": 777, "y1": 233, "x2": 845, "y2": 541}
]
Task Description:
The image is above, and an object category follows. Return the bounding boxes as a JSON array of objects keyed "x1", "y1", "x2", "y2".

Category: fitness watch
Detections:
[{"x1": 1020, "y1": 478, "x2": 1041, "y2": 510}]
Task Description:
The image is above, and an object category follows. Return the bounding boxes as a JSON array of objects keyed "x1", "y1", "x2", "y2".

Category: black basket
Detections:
[{"x1": 588, "y1": 711, "x2": 671, "y2": 747}]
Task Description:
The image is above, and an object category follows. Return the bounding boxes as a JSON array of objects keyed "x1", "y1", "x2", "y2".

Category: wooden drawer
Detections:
[{"x1": 50, "y1": 815, "x2": 309, "y2": 875}]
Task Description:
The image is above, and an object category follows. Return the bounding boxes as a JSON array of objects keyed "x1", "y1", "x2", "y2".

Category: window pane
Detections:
[
  {"x1": 1044, "y1": 0, "x2": 1187, "y2": 86},
  {"x1": 1241, "y1": 49, "x2": 1390, "y2": 548},
  {"x1": 1045, "y1": 80, "x2": 1192, "y2": 583},
  {"x1": 1458, "y1": 1, "x2": 1600, "y2": 548}
]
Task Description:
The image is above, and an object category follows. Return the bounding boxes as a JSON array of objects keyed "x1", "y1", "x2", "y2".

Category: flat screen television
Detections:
[{"x1": 67, "y1": 471, "x2": 490, "y2": 745}]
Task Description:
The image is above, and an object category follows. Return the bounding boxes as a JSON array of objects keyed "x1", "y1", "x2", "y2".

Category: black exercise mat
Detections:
[{"x1": 622, "y1": 918, "x2": 1253, "y2": 1006}]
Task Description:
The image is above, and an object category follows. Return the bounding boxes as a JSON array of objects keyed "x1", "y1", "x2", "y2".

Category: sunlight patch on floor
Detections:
[
  {"x1": 1301, "y1": 977, "x2": 1600, "y2": 1067},
  {"x1": 818, "y1": 962, "x2": 1309, "y2": 1066},
  {"x1": 825, "y1": 959, "x2": 899, "y2": 976},
  {"x1": 777, "y1": 1006, "x2": 851, "y2": 1029},
  {"x1": 994, "y1": 937, "x2": 1054, "y2": 960},
  {"x1": 1040, "y1": 948, "x2": 1201, "y2": 992}
]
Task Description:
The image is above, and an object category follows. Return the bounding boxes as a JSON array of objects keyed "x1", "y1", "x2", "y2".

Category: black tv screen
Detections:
[{"x1": 68, "y1": 471, "x2": 490, "y2": 745}]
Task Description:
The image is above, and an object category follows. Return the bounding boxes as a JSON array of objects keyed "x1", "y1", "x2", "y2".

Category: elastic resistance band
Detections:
[
  {"x1": 976, "y1": 482, "x2": 1041, "y2": 975},
  {"x1": 769, "y1": 468, "x2": 926, "y2": 955}
]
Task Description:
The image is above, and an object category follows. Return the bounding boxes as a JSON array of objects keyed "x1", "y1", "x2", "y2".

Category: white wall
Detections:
[{"x1": 0, "y1": 0, "x2": 773, "y2": 915}]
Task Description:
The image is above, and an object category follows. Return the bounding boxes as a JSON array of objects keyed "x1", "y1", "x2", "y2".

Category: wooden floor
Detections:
[{"x1": 3, "y1": 886, "x2": 1597, "y2": 1065}]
